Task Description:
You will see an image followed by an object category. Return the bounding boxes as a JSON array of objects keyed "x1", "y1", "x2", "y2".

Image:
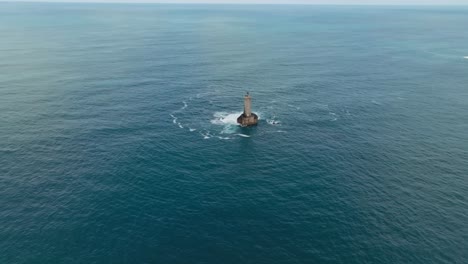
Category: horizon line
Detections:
[{"x1": 1, "y1": 0, "x2": 468, "y2": 6}]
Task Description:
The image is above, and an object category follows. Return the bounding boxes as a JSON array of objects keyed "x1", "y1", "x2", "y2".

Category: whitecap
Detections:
[
  {"x1": 189, "y1": 128, "x2": 196, "y2": 132},
  {"x1": 210, "y1": 111, "x2": 243, "y2": 134},
  {"x1": 200, "y1": 132, "x2": 212, "y2": 139},
  {"x1": 464, "y1": 56, "x2": 468, "y2": 59},
  {"x1": 211, "y1": 112, "x2": 242, "y2": 126},
  {"x1": 200, "y1": 130, "x2": 217, "y2": 139},
  {"x1": 170, "y1": 114, "x2": 177, "y2": 124},
  {"x1": 237, "y1": 134, "x2": 251, "y2": 138},
  {"x1": 221, "y1": 125, "x2": 238, "y2": 135},
  {"x1": 181, "y1": 101, "x2": 188, "y2": 110},
  {"x1": 267, "y1": 119, "x2": 281, "y2": 125}
]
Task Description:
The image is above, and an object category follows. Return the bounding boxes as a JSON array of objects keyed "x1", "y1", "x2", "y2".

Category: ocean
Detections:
[{"x1": 1, "y1": 3, "x2": 467, "y2": 263}]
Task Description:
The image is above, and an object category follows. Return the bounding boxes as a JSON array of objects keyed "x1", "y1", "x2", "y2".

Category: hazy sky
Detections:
[{"x1": 2, "y1": 0, "x2": 468, "y2": 4}]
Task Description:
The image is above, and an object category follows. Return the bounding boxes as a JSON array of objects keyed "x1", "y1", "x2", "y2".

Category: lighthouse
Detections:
[{"x1": 237, "y1": 92, "x2": 258, "y2": 127}]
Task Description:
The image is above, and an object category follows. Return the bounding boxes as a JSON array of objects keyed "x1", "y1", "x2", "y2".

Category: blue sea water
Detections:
[{"x1": 1, "y1": 3, "x2": 468, "y2": 263}]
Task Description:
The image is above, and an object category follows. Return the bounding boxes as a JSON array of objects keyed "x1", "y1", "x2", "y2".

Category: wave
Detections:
[
  {"x1": 170, "y1": 114, "x2": 177, "y2": 124},
  {"x1": 464, "y1": 56, "x2": 468, "y2": 59},
  {"x1": 267, "y1": 119, "x2": 280, "y2": 125},
  {"x1": 200, "y1": 131, "x2": 212, "y2": 139},
  {"x1": 211, "y1": 112, "x2": 243, "y2": 135},
  {"x1": 211, "y1": 112, "x2": 242, "y2": 126},
  {"x1": 170, "y1": 101, "x2": 190, "y2": 129},
  {"x1": 171, "y1": 92, "x2": 271, "y2": 140}
]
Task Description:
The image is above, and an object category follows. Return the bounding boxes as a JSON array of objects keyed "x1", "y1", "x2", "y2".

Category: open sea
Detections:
[{"x1": 1, "y1": 3, "x2": 468, "y2": 263}]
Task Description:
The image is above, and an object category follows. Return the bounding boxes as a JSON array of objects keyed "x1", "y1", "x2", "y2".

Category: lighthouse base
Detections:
[{"x1": 237, "y1": 113, "x2": 258, "y2": 127}]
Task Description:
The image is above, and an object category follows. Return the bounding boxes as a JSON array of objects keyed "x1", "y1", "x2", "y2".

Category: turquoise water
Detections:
[{"x1": 1, "y1": 3, "x2": 468, "y2": 263}]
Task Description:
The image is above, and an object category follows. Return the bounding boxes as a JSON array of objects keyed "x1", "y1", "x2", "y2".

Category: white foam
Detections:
[
  {"x1": 211, "y1": 112, "x2": 242, "y2": 126},
  {"x1": 237, "y1": 134, "x2": 251, "y2": 138},
  {"x1": 221, "y1": 125, "x2": 237, "y2": 134},
  {"x1": 170, "y1": 114, "x2": 177, "y2": 124},
  {"x1": 182, "y1": 101, "x2": 188, "y2": 110},
  {"x1": 267, "y1": 119, "x2": 281, "y2": 125},
  {"x1": 177, "y1": 123, "x2": 184, "y2": 129},
  {"x1": 200, "y1": 131, "x2": 211, "y2": 139},
  {"x1": 201, "y1": 131, "x2": 216, "y2": 139},
  {"x1": 210, "y1": 112, "x2": 243, "y2": 134},
  {"x1": 464, "y1": 56, "x2": 468, "y2": 59},
  {"x1": 189, "y1": 128, "x2": 196, "y2": 132}
]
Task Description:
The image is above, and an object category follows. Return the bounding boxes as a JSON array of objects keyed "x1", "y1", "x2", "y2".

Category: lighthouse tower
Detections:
[{"x1": 237, "y1": 92, "x2": 258, "y2": 127}]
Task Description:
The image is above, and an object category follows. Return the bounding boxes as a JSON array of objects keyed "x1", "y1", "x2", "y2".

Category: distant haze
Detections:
[{"x1": 2, "y1": 0, "x2": 468, "y2": 5}]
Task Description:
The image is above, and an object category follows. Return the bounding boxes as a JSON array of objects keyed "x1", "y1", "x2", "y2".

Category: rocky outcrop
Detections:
[
  {"x1": 237, "y1": 92, "x2": 258, "y2": 127},
  {"x1": 237, "y1": 113, "x2": 258, "y2": 127}
]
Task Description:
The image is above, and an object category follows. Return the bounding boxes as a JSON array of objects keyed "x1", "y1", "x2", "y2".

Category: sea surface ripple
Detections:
[{"x1": 1, "y1": 3, "x2": 468, "y2": 263}]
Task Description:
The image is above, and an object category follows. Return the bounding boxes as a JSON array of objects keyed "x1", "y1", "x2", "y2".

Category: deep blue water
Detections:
[{"x1": 1, "y1": 3, "x2": 468, "y2": 263}]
